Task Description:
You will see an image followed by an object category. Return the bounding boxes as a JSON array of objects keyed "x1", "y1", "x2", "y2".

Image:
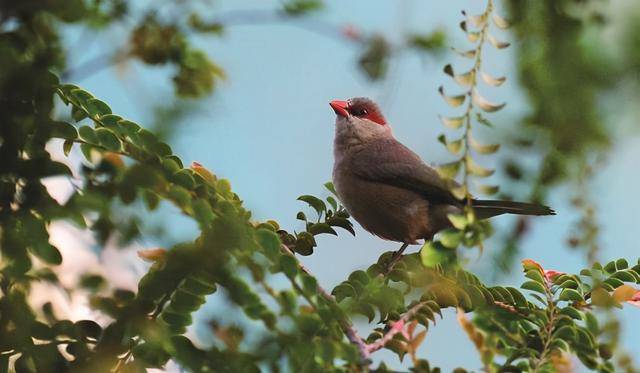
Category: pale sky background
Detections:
[{"x1": 48, "y1": 0, "x2": 640, "y2": 371}]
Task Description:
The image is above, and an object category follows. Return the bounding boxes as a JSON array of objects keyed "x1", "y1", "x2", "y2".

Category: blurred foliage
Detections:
[
  {"x1": 0, "y1": 0, "x2": 639, "y2": 372},
  {"x1": 494, "y1": 0, "x2": 640, "y2": 270}
]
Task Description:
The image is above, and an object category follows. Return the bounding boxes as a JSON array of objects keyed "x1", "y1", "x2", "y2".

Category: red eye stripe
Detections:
[{"x1": 347, "y1": 104, "x2": 386, "y2": 125}]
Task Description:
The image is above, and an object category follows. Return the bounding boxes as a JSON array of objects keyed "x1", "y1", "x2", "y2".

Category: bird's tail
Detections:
[{"x1": 471, "y1": 199, "x2": 555, "y2": 219}]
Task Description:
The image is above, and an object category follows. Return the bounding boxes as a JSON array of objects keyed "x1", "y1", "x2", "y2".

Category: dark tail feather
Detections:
[{"x1": 472, "y1": 199, "x2": 556, "y2": 219}]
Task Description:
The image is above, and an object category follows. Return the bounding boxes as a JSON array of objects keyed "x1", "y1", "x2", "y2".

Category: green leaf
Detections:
[
  {"x1": 161, "y1": 310, "x2": 192, "y2": 329},
  {"x1": 559, "y1": 289, "x2": 583, "y2": 302},
  {"x1": 50, "y1": 121, "x2": 78, "y2": 140},
  {"x1": 283, "y1": 0, "x2": 323, "y2": 16},
  {"x1": 420, "y1": 241, "x2": 451, "y2": 268},
  {"x1": 332, "y1": 283, "x2": 357, "y2": 302},
  {"x1": 85, "y1": 98, "x2": 112, "y2": 118},
  {"x1": 348, "y1": 270, "x2": 369, "y2": 285},
  {"x1": 506, "y1": 287, "x2": 527, "y2": 307},
  {"x1": 438, "y1": 134, "x2": 463, "y2": 155},
  {"x1": 301, "y1": 275, "x2": 318, "y2": 294},
  {"x1": 324, "y1": 181, "x2": 337, "y2": 195},
  {"x1": 143, "y1": 190, "x2": 160, "y2": 210},
  {"x1": 615, "y1": 259, "x2": 629, "y2": 270},
  {"x1": 553, "y1": 325, "x2": 576, "y2": 341},
  {"x1": 99, "y1": 114, "x2": 125, "y2": 136},
  {"x1": 69, "y1": 88, "x2": 94, "y2": 104},
  {"x1": 560, "y1": 307, "x2": 583, "y2": 320},
  {"x1": 521, "y1": 280, "x2": 546, "y2": 294},
  {"x1": 437, "y1": 161, "x2": 461, "y2": 179},
  {"x1": 327, "y1": 216, "x2": 356, "y2": 236},
  {"x1": 95, "y1": 128, "x2": 121, "y2": 151},
  {"x1": 525, "y1": 269, "x2": 545, "y2": 284},
  {"x1": 280, "y1": 255, "x2": 298, "y2": 278},
  {"x1": 447, "y1": 214, "x2": 468, "y2": 230},
  {"x1": 118, "y1": 119, "x2": 141, "y2": 137},
  {"x1": 169, "y1": 290, "x2": 205, "y2": 313},
  {"x1": 63, "y1": 140, "x2": 74, "y2": 156},
  {"x1": 184, "y1": 272, "x2": 217, "y2": 295},
  {"x1": 603, "y1": 260, "x2": 617, "y2": 274},
  {"x1": 326, "y1": 196, "x2": 338, "y2": 210},
  {"x1": 78, "y1": 125, "x2": 98, "y2": 144},
  {"x1": 172, "y1": 169, "x2": 196, "y2": 190},
  {"x1": 192, "y1": 200, "x2": 215, "y2": 225},
  {"x1": 132, "y1": 342, "x2": 171, "y2": 368},
  {"x1": 354, "y1": 303, "x2": 376, "y2": 322},
  {"x1": 308, "y1": 223, "x2": 337, "y2": 236},
  {"x1": 297, "y1": 195, "x2": 326, "y2": 216},
  {"x1": 439, "y1": 229, "x2": 461, "y2": 248},
  {"x1": 443, "y1": 64, "x2": 474, "y2": 86},
  {"x1": 80, "y1": 143, "x2": 95, "y2": 162},
  {"x1": 75, "y1": 320, "x2": 102, "y2": 339},
  {"x1": 256, "y1": 229, "x2": 281, "y2": 259},
  {"x1": 294, "y1": 232, "x2": 315, "y2": 255},
  {"x1": 450, "y1": 185, "x2": 467, "y2": 200},
  {"x1": 611, "y1": 270, "x2": 639, "y2": 283},
  {"x1": 603, "y1": 277, "x2": 624, "y2": 289},
  {"x1": 30, "y1": 243, "x2": 62, "y2": 265}
]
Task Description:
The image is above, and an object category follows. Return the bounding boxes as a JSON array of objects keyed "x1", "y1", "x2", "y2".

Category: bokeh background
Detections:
[{"x1": 40, "y1": 0, "x2": 640, "y2": 370}]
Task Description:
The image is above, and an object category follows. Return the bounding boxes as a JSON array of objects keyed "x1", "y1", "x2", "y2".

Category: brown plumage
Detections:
[{"x1": 330, "y1": 97, "x2": 554, "y2": 244}]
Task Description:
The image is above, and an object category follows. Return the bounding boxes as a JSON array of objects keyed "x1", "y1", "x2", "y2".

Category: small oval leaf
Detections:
[
  {"x1": 480, "y1": 71, "x2": 506, "y2": 87},
  {"x1": 487, "y1": 34, "x2": 510, "y2": 49},
  {"x1": 492, "y1": 14, "x2": 510, "y2": 29},
  {"x1": 439, "y1": 115, "x2": 465, "y2": 129},
  {"x1": 466, "y1": 157, "x2": 494, "y2": 177},
  {"x1": 469, "y1": 135, "x2": 500, "y2": 154},
  {"x1": 437, "y1": 161, "x2": 461, "y2": 179},
  {"x1": 472, "y1": 89, "x2": 505, "y2": 112},
  {"x1": 438, "y1": 86, "x2": 466, "y2": 107}
]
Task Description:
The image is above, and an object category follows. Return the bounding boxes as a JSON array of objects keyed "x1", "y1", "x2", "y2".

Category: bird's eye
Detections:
[{"x1": 353, "y1": 108, "x2": 368, "y2": 116}]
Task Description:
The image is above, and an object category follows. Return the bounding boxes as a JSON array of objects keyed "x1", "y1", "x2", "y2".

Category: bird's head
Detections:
[{"x1": 329, "y1": 97, "x2": 391, "y2": 144}]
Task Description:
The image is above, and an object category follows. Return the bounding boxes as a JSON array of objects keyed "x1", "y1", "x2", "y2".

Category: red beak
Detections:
[{"x1": 330, "y1": 100, "x2": 349, "y2": 117}]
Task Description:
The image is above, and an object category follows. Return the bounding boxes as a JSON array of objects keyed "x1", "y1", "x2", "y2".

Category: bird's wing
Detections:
[{"x1": 350, "y1": 138, "x2": 461, "y2": 205}]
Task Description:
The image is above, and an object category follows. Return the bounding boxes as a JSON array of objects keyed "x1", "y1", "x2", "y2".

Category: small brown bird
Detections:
[{"x1": 330, "y1": 97, "x2": 554, "y2": 247}]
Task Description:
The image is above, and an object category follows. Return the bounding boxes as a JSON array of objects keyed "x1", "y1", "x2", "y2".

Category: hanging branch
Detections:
[
  {"x1": 431, "y1": 0, "x2": 510, "y2": 252},
  {"x1": 437, "y1": 0, "x2": 509, "y2": 206}
]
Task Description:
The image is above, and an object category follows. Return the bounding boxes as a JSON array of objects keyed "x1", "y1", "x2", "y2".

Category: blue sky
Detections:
[{"x1": 62, "y1": 0, "x2": 640, "y2": 370}]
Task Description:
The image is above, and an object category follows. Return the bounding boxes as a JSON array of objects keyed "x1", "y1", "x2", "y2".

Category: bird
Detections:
[{"x1": 329, "y1": 97, "x2": 554, "y2": 250}]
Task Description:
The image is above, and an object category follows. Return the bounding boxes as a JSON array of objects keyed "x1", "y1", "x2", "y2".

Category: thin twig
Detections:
[
  {"x1": 365, "y1": 301, "x2": 428, "y2": 354},
  {"x1": 280, "y1": 244, "x2": 371, "y2": 364},
  {"x1": 532, "y1": 276, "x2": 558, "y2": 372},
  {"x1": 380, "y1": 242, "x2": 410, "y2": 277}
]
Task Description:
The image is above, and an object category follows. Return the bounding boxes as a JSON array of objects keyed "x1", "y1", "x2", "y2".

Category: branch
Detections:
[
  {"x1": 380, "y1": 243, "x2": 410, "y2": 277},
  {"x1": 280, "y1": 244, "x2": 371, "y2": 363},
  {"x1": 365, "y1": 301, "x2": 429, "y2": 354}
]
